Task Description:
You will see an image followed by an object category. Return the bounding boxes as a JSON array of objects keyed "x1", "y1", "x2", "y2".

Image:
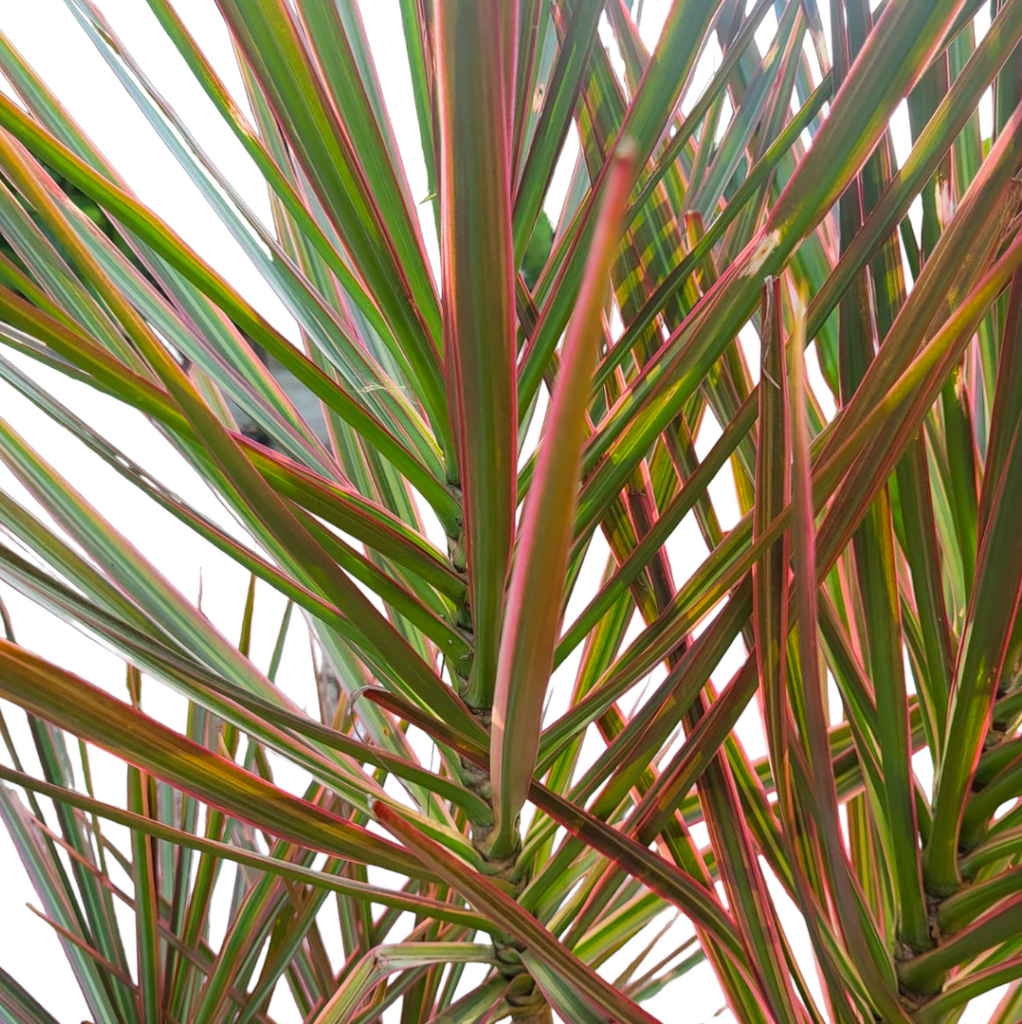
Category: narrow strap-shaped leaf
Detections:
[
  {"x1": 63, "y1": 6, "x2": 451, "y2": 492},
  {"x1": 292, "y1": 0, "x2": 424, "y2": 249},
  {"x1": 0, "y1": 93, "x2": 455, "y2": 525},
  {"x1": 0, "y1": 540, "x2": 486, "y2": 841},
  {"x1": 626, "y1": 658, "x2": 761, "y2": 851},
  {"x1": 560, "y1": 7, "x2": 759, "y2": 542},
  {"x1": 241, "y1": 442, "x2": 463, "y2": 600},
  {"x1": 395, "y1": 0, "x2": 440, "y2": 235},
  {"x1": 372, "y1": 802, "x2": 662, "y2": 1024},
  {"x1": 517, "y1": 0, "x2": 720, "y2": 411},
  {"x1": 540, "y1": 582, "x2": 753, "y2": 807},
  {"x1": 0, "y1": 296, "x2": 461, "y2": 604},
  {"x1": 901, "y1": 894, "x2": 1022, "y2": 996},
  {"x1": 0, "y1": 764, "x2": 485, "y2": 932},
  {"x1": 688, "y1": 1, "x2": 805, "y2": 220},
  {"x1": 423, "y1": 976, "x2": 508, "y2": 1024},
  {"x1": 850, "y1": 482, "x2": 931, "y2": 947},
  {"x1": 521, "y1": 950, "x2": 623, "y2": 1024},
  {"x1": 913, "y1": 951, "x2": 1022, "y2": 1024},
  {"x1": 0, "y1": 964, "x2": 62, "y2": 1024},
  {"x1": 809, "y1": 0, "x2": 1022, "y2": 346},
  {"x1": 0, "y1": 784, "x2": 130, "y2": 1024},
  {"x1": 126, "y1": 764, "x2": 161, "y2": 1024},
  {"x1": 0, "y1": 397, "x2": 477, "y2": 741},
  {"x1": 788, "y1": 326, "x2": 912, "y2": 1023},
  {"x1": 623, "y1": 0, "x2": 778, "y2": 225},
  {"x1": 832, "y1": 2, "x2": 930, "y2": 951},
  {"x1": 753, "y1": 277, "x2": 792, "y2": 821},
  {"x1": 0, "y1": 349, "x2": 463, "y2": 664},
  {"x1": 570, "y1": 0, "x2": 971, "y2": 529},
  {"x1": 364, "y1": 686, "x2": 744, "y2": 961},
  {"x1": 191, "y1": 833, "x2": 318, "y2": 1024},
  {"x1": 925, "y1": 395, "x2": 1022, "y2": 894},
  {"x1": 596, "y1": 71, "x2": 832, "y2": 395},
  {"x1": 895, "y1": 436, "x2": 955, "y2": 759},
  {"x1": 0, "y1": 642, "x2": 425, "y2": 877},
  {"x1": 980, "y1": 269, "x2": 1022, "y2": 538},
  {"x1": 817, "y1": 89, "x2": 1022, "y2": 472},
  {"x1": 78, "y1": 0, "x2": 440, "y2": 451},
  {"x1": 584, "y1": 222, "x2": 1022, "y2": 727},
  {"x1": 527, "y1": 591, "x2": 755, "y2": 930},
  {"x1": 435, "y1": 0, "x2": 518, "y2": 707},
  {"x1": 0, "y1": 172, "x2": 142, "y2": 371},
  {"x1": 541, "y1": 558, "x2": 633, "y2": 801},
  {"x1": 364, "y1": 679, "x2": 749, "y2": 966},
  {"x1": 230, "y1": 879, "x2": 334, "y2": 1024},
  {"x1": 489, "y1": 145, "x2": 633, "y2": 856},
  {"x1": 310, "y1": 944, "x2": 496, "y2": 1024},
  {"x1": 210, "y1": 0, "x2": 450, "y2": 450},
  {"x1": 11, "y1": 690, "x2": 135, "y2": 1021},
  {"x1": 0, "y1": 145, "x2": 472, "y2": 731},
  {"x1": 511, "y1": 0, "x2": 544, "y2": 180},
  {"x1": 512, "y1": 0, "x2": 603, "y2": 261}
]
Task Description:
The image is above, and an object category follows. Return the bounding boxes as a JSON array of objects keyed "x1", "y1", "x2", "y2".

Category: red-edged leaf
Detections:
[
  {"x1": 373, "y1": 801, "x2": 662, "y2": 1024},
  {"x1": 489, "y1": 145, "x2": 634, "y2": 856},
  {"x1": 435, "y1": 0, "x2": 518, "y2": 707}
]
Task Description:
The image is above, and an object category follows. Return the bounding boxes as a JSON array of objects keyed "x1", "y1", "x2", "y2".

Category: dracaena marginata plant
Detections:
[{"x1": 3, "y1": 0, "x2": 1022, "y2": 1021}]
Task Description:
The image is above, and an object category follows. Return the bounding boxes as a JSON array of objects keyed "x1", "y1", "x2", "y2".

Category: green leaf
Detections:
[
  {"x1": 0, "y1": 763, "x2": 486, "y2": 931},
  {"x1": 372, "y1": 801, "x2": 662, "y2": 1024},
  {"x1": 0, "y1": 642, "x2": 426, "y2": 876},
  {"x1": 310, "y1": 944, "x2": 496, "y2": 1024},
  {"x1": 789, "y1": 314, "x2": 911, "y2": 1023},
  {"x1": 434, "y1": 0, "x2": 518, "y2": 706},
  {"x1": 489, "y1": 145, "x2": 634, "y2": 856},
  {"x1": 753, "y1": 277, "x2": 791, "y2": 813},
  {"x1": 925, "y1": 368, "x2": 1022, "y2": 895},
  {"x1": 0, "y1": 965, "x2": 62, "y2": 1024},
  {"x1": 211, "y1": 0, "x2": 450, "y2": 454}
]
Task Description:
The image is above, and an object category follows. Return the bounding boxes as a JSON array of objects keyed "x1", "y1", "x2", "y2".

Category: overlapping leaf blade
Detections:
[{"x1": 2, "y1": 0, "x2": 1022, "y2": 1021}]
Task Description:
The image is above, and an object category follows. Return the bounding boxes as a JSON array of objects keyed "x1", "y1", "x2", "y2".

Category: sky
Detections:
[{"x1": 0, "y1": 2, "x2": 1007, "y2": 1023}]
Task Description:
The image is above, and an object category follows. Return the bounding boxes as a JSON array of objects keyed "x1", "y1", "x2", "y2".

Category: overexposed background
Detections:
[{"x1": 0, "y1": 2, "x2": 1006, "y2": 1022}]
